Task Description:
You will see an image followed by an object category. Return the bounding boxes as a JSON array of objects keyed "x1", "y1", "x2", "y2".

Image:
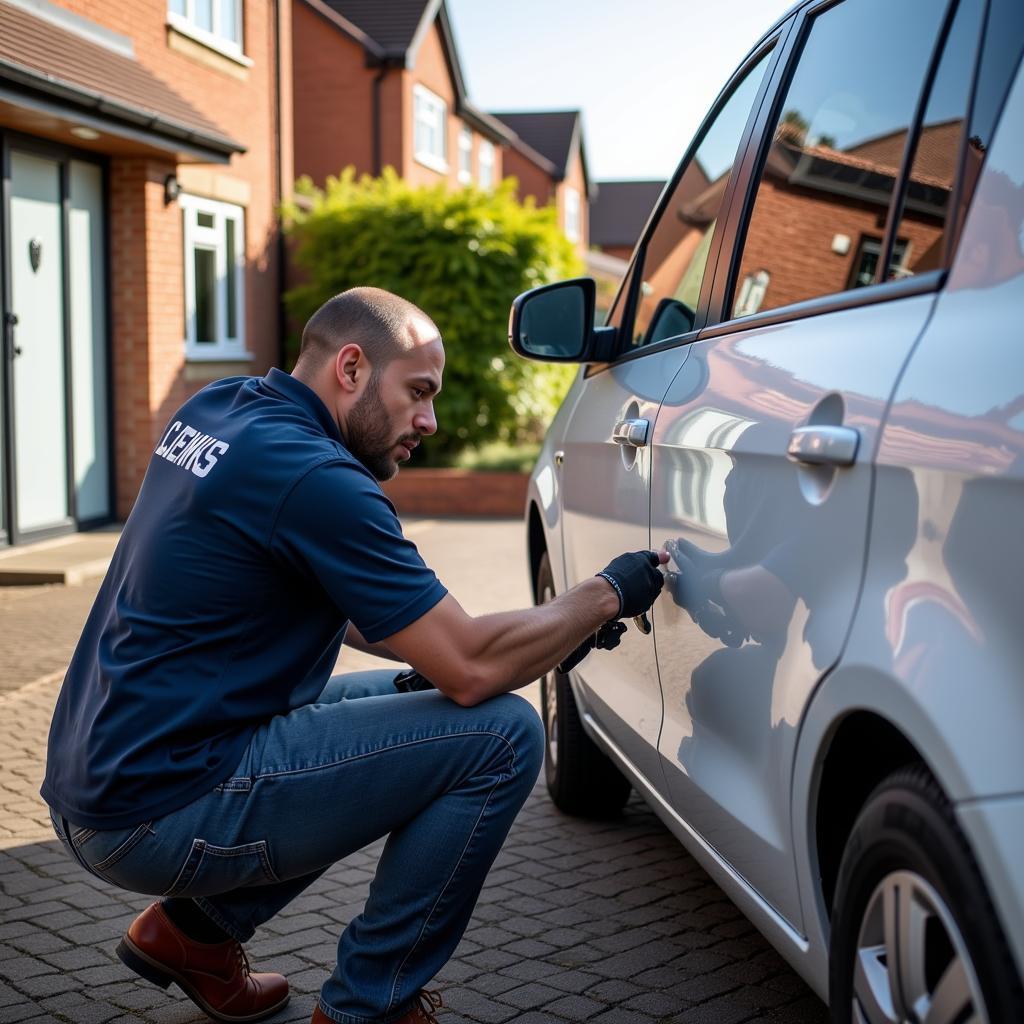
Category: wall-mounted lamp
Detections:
[
  {"x1": 70, "y1": 125, "x2": 101, "y2": 141},
  {"x1": 164, "y1": 174, "x2": 181, "y2": 205}
]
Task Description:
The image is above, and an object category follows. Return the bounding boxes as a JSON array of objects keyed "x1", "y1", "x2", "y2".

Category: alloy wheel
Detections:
[{"x1": 852, "y1": 869, "x2": 988, "y2": 1024}]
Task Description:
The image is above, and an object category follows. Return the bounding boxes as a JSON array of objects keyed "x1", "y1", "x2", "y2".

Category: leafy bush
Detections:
[{"x1": 284, "y1": 168, "x2": 582, "y2": 463}]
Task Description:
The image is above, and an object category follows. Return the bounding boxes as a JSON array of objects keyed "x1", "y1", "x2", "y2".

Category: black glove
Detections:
[
  {"x1": 393, "y1": 668, "x2": 436, "y2": 693},
  {"x1": 556, "y1": 620, "x2": 627, "y2": 674},
  {"x1": 596, "y1": 550, "x2": 665, "y2": 619}
]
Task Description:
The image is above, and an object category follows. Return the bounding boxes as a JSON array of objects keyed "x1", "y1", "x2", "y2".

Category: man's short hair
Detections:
[{"x1": 298, "y1": 287, "x2": 433, "y2": 372}]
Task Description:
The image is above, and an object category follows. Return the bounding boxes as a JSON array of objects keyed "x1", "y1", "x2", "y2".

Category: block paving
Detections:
[
  {"x1": 0, "y1": 521, "x2": 827, "y2": 1022},
  {"x1": 0, "y1": 672, "x2": 827, "y2": 1024}
]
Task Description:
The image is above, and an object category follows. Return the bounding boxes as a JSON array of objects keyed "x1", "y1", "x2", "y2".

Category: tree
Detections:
[{"x1": 284, "y1": 169, "x2": 582, "y2": 462}]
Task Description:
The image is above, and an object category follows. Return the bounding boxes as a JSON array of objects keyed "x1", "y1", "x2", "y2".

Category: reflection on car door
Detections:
[
  {"x1": 559, "y1": 41, "x2": 780, "y2": 793},
  {"x1": 651, "y1": 0, "x2": 975, "y2": 929}
]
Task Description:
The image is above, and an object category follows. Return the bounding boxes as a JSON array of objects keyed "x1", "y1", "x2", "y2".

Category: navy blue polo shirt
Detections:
[{"x1": 42, "y1": 369, "x2": 447, "y2": 830}]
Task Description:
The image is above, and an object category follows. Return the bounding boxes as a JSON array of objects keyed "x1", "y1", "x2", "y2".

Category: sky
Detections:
[{"x1": 446, "y1": 0, "x2": 795, "y2": 182}]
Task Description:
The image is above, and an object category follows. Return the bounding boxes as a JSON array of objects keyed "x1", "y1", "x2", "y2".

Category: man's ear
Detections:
[{"x1": 334, "y1": 343, "x2": 365, "y2": 394}]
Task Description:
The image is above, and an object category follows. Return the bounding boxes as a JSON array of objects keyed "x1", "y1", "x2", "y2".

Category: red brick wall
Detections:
[
  {"x1": 735, "y1": 178, "x2": 943, "y2": 313},
  {"x1": 47, "y1": 0, "x2": 289, "y2": 514},
  {"x1": 503, "y1": 148, "x2": 556, "y2": 207},
  {"x1": 109, "y1": 159, "x2": 188, "y2": 518},
  {"x1": 601, "y1": 244, "x2": 635, "y2": 261},
  {"x1": 292, "y1": 0, "x2": 374, "y2": 181}
]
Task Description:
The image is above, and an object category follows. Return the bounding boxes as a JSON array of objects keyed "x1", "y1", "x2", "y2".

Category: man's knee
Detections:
[{"x1": 489, "y1": 693, "x2": 544, "y2": 786}]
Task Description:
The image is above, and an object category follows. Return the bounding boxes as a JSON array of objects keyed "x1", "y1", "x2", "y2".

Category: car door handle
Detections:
[
  {"x1": 787, "y1": 425, "x2": 859, "y2": 467},
  {"x1": 612, "y1": 418, "x2": 650, "y2": 447}
]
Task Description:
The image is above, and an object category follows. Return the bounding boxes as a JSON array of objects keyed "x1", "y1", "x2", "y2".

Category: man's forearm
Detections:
[{"x1": 459, "y1": 577, "x2": 620, "y2": 704}]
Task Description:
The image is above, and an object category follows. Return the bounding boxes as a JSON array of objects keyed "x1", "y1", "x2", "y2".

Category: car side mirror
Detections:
[{"x1": 508, "y1": 278, "x2": 616, "y2": 363}]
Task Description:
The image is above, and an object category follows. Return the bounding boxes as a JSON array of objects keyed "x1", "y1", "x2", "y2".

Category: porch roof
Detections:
[{"x1": 0, "y1": 0, "x2": 243, "y2": 162}]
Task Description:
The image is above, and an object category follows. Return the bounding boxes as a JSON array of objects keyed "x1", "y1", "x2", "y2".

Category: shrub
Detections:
[{"x1": 284, "y1": 169, "x2": 582, "y2": 463}]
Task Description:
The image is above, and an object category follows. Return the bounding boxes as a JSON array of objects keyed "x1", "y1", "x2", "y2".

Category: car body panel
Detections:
[
  {"x1": 558, "y1": 347, "x2": 693, "y2": 788},
  {"x1": 790, "y1": 53, "x2": 1024, "y2": 994},
  {"x1": 957, "y1": 795, "x2": 1024, "y2": 983},
  {"x1": 650, "y1": 292, "x2": 937, "y2": 932}
]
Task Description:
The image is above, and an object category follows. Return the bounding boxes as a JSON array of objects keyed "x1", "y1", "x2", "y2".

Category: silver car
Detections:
[{"x1": 510, "y1": 1, "x2": 1024, "y2": 1021}]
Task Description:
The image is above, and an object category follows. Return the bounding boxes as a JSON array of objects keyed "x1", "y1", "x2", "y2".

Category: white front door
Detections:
[
  {"x1": 8, "y1": 150, "x2": 70, "y2": 536},
  {"x1": 2, "y1": 146, "x2": 110, "y2": 543}
]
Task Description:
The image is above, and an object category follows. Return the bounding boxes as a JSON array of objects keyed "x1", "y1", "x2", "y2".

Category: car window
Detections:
[
  {"x1": 630, "y1": 47, "x2": 774, "y2": 349},
  {"x1": 728, "y1": 0, "x2": 951, "y2": 319},
  {"x1": 887, "y1": 0, "x2": 986, "y2": 281}
]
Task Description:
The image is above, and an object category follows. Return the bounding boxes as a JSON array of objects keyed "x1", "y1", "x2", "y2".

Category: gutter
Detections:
[{"x1": 0, "y1": 58, "x2": 243, "y2": 158}]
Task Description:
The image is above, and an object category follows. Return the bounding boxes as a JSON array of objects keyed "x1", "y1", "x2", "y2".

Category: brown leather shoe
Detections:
[
  {"x1": 311, "y1": 989, "x2": 442, "y2": 1023},
  {"x1": 116, "y1": 902, "x2": 289, "y2": 1022}
]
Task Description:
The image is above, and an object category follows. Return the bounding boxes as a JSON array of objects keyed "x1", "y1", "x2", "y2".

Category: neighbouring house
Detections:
[
  {"x1": 589, "y1": 179, "x2": 666, "y2": 262},
  {"x1": 587, "y1": 178, "x2": 666, "y2": 317},
  {"x1": 291, "y1": 0, "x2": 513, "y2": 190},
  {"x1": 490, "y1": 109, "x2": 593, "y2": 256},
  {"x1": 0, "y1": 0, "x2": 292, "y2": 544}
]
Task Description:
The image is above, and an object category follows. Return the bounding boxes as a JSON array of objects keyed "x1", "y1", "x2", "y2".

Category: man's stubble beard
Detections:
[{"x1": 344, "y1": 371, "x2": 419, "y2": 482}]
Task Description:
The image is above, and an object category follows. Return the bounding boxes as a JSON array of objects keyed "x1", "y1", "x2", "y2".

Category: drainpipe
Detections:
[
  {"x1": 372, "y1": 63, "x2": 389, "y2": 176},
  {"x1": 273, "y1": 0, "x2": 288, "y2": 368}
]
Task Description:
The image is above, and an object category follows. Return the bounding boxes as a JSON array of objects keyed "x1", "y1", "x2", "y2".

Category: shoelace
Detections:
[
  {"x1": 414, "y1": 988, "x2": 443, "y2": 1023},
  {"x1": 234, "y1": 943, "x2": 252, "y2": 979}
]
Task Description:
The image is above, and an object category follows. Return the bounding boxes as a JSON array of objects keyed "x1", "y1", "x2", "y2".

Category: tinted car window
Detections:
[
  {"x1": 888, "y1": 0, "x2": 986, "y2": 281},
  {"x1": 729, "y1": 0, "x2": 950, "y2": 318},
  {"x1": 631, "y1": 47, "x2": 773, "y2": 348}
]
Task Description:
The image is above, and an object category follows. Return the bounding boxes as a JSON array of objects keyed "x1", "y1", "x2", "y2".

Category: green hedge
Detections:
[{"x1": 284, "y1": 168, "x2": 582, "y2": 463}]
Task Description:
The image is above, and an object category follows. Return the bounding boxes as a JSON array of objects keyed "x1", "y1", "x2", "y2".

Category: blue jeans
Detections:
[{"x1": 50, "y1": 671, "x2": 544, "y2": 1024}]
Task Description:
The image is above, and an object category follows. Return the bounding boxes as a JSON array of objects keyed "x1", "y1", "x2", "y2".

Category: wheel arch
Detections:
[{"x1": 527, "y1": 500, "x2": 547, "y2": 603}]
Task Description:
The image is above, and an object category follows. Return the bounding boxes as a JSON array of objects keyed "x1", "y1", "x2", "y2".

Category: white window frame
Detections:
[
  {"x1": 478, "y1": 139, "x2": 495, "y2": 189},
  {"x1": 458, "y1": 127, "x2": 473, "y2": 184},
  {"x1": 167, "y1": 0, "x2": 250, "y2": 64},
  {"x1": 181, "y1": 194, "x2": 247, "y2": 361},
  {"x1": 413, "y1": 84, "x2": 448, "y2": 174},
  {"x1": 564, "y1": 186, "x2": 581, "y2": 243}
]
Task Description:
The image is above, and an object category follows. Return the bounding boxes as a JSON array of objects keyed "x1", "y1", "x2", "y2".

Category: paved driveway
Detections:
[{"x1": 0, "y1": 518, "x2": 827, "y2": 1024}]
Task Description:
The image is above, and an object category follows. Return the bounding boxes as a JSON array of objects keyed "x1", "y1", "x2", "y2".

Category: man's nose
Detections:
[{"x1": 414, "y1": 402, "x2": 437, "y2": 436}]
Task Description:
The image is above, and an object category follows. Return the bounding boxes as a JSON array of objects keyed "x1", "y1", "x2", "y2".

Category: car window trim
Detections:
[
  {"x1": 600, "y1": 20, "x2": 795, "y2": 371},
  {"x1": 947, "y1": 0, "x2": 1023, "y2": 264},
  {"x1": 881, "y1": 0, "x2": 970, "y2": 285},
  {"x1": 697, "y1": 268, "x2": 946, "y2": 342},
  {"x1": 710, "y1": 0, "x2": 963, "y2": 328}
]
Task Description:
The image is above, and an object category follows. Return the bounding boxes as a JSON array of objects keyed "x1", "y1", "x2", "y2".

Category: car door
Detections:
[
  {"x1": 650, "y1": 0, "x2": 977, "y2": 930},
  {"x1": 559, "y1": 37, "x2": 783, "y2": 789}
]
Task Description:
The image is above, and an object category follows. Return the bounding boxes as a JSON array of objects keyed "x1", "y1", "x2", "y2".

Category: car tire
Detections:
[
  {"x1": 536, "y1": 551, "x2": 631, "y2": 817},
  {"x1": 828, "y1": 763, "x2": 1024, "y2": 1024}
]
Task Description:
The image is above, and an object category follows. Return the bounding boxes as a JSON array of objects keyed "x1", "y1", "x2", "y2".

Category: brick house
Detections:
[
  {"x1": 490, "y1": 110, "x2": 593, "y2": 256},
  {"x1": 588, "y1": 179, "x2": 665, "y2": 317},
  {"x1": 291, "y1": 0, "x2": 513, "y2": 190},
  {"x1": 0, "y1": 0, "x2": 292, "y2": 544},
  {"x1": 589, "y1": 180, "x2": 665, "y2": 263}
]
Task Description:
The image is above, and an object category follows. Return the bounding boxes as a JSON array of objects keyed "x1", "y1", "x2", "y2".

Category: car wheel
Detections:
[
  {"x1": 829, "y1": 764, "x2": 1024, "y2": 1024},
  {"x1": 536, "y1": 551, "x2": 631, "y2": 817}
]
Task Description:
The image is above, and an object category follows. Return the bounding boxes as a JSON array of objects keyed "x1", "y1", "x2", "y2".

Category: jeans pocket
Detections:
[
  {"x1": 50, "y1": 812, "x2": 155, "y2": 889},
  {"x1": 162, "y1": 839, "x2": 279, "y2": 899}
]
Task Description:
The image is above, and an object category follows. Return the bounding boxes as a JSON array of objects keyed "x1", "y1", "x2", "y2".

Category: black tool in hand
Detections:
[{"x1": 556, "y1": 619, "x2": 627, "y2": 674}]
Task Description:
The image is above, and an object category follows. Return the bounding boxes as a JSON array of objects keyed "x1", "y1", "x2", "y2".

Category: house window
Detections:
[
  {"x1": 564, "y1": 186, "x2": 581, "y2": 242},
  {"x1": 413, "y1": 84, "x2": 448, "y2": 173},
  {"x1": 168, "y1": 0, "x2": 244, "y2": 58},
  {"x1": 458, "y1": 128, "x2": 473, "y2": 184},
  {"x1": 850, "y1": 236, "x2": 909, "y2": 289},
  {"x1": 181, "y1": 194, "x2": 246, "y2": 360},
  {"x1": 478, "y1": 140, "x2": 495, "y2": 189}
]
